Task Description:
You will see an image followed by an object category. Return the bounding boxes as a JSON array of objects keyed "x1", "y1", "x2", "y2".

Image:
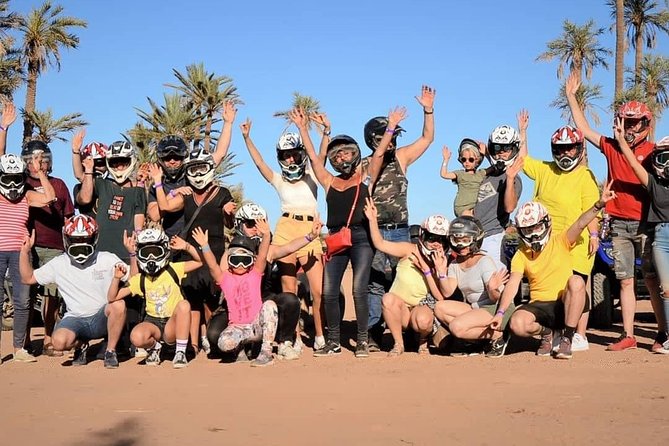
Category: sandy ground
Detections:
[{"x1": 1, "y1": 298, "x2": 668, "y2": 446}]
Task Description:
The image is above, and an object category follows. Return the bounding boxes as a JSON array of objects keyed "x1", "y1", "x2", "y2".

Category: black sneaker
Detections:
[
  {"x1": 367, "y1": 337, "x2": 381, "y2": 353},
  {"x1": 355, "y1": 341, "x2": 370, "y2": 358},
  {"x1": 72, "y1": 343, "x2": 89, "y2": 366},
  {"x1": 485, "y1": 337, "x2": 509, "y2": 358},
  {"x1": 313, "y1": 341, "x2": 342, "y2": 357},
  {"x1": 103, "y1": 350, "x2": 119, "y2": 369}
]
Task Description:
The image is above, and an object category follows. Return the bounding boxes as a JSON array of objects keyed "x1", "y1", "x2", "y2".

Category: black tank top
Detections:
[
  {"x1": 183, "y1": 186, "x2": 232, "y2": 260},
  {"x1": 326, "y1": 181, "x2": 368, "y2": 229}
]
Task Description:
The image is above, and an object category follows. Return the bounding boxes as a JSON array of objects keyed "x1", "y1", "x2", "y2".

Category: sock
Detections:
[
  {"x1": 563, "y1": 326, "x2": 576, "y2": 340},
  {"x1": 540, "y1": 326, "x2": 551, "y2": 336},
  {"x1": 315, "y1": 335, "x2": 325, "y2": 345},
  {"x1": 176, "y1": 339, "x2": 188, "y2": 354},
  {"x1": 663, "y1": 299, "x2": 669, "y2": 335}
]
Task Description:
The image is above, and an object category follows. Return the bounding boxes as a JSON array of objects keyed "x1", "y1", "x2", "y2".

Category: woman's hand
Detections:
[
  {"x1": 431, "y1": 249, "x2": 448, "y2": 276},
  {"x1": 256, "y1": 218, "x2": 271, "y2": 238},
  {"x1": 387, "y1": 106, "x2": 408, "y2": 129},
  {"x1": 122, "y1": 230, "x2": 136, "y2": 254},
  {"x1": 415, "y1": 84, "x2": 436, "y2": 111},
  {"x1": 147, "y1": 163, "x2": 163, "y2": 185},
  {"x1": 223, "y1": 201, "x2": 237, "y2": 215},
  {"x1": 488, "y1": 268, "x2": 509, "y2": 291},
  {"x1": 310, "y1": 112, "x2": 330, "y2": 133},
  {"x1": 288, "y1": 108, "x2": 309, "y2": 130},
  {"x1": 310, "y1": 213, "x2": 323, "y2": 239},
  {"x1": 113, "y1": 263, "x2": 127, "y2": 280},
  {"x1": 363, "y1": 196, "x2": 378, "y2": 221},
  {"x1": 240, "y1": 118, "x2": 252, "y2": 139},
  {"x1": 170, "y1": 235, "x2": 189, "y2": 251},
  {"x1": 191, "y1": 226, "x2": 209, "y2": 247},
  {"x1": 222, "y1": 100, "x2": 237, "y2": 123}
]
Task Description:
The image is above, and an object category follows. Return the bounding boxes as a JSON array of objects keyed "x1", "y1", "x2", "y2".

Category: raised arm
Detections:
[
  {"x1": 192, "y1": 227, "x2": 223, "y2": 284},
  {"x1": 76, "y1": 157, "x2": 95, "y2": 205},
  {"x1": 169, "y1": 235, "x2": 203, "y2": 273},
  {"x1": 439, "y1": 146, "x2": 457, "y2": 180},
  {"x1": 254, "y1": 219, "x2": 271, "y2": 273},
  {"x1": 367, "y1": 107, "x2": 408, "y2": 188},
  {"x1": 503, "y1": 156, "x2": 523, "y2": 213},
  {"x1": 19, "y1": 232, "x2": 38, "y2": 285},
  {"x1": 395, "y1": 85, "x2": 436, "y2": 168},
  {"x1": 290, "y1": 108, "x2": 333, "y2": 190},
  {"x1": 108, "y1": 264, "x2": 133, "y2": 303},
  {"x1": 71, "y1": 129, "x2": 86, "y2": 181},
  {"x1": 567, "y1": 180, "x2": 617, "y2": 245},
  {"x1": 614, "y1": 116, "x2": 649, "y2": 187},
  {"x1": 269, "y1": 217, "x2": 323, "y2": 262},
  {"x1": 240, "y1": 119, "x2": 273, "y2": 182},
  {"x1": 517, "y1": 109, "x2": 529, "y2": 158},
  {"x1": 148, "y1": 163, "x2": 184, "y2": 212},
  {"x1": 0, "y1": 102, "x2": 17, "y2": 155},
  {"x1": 212, "y1": 100, "x2": 237, "y2": 166},
  {"x1": 311, "y1": 112, "x2": 331, "y2": 165},
  {"x1": 565, "y1": 72, "x2": 602, "y2": 148},
  {"x1": 363, "y1": 197, "x2": 413, "y2": 257}
]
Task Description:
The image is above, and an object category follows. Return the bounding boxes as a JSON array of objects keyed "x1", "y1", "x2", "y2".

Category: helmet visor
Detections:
[
  {"x1": 228, "y1": 252, "x2": 254, "y2": 269},
  {"x1": 159, "y1": 145, "x2": 188, "y2": 159},
  {"x1": 186, "y1": 163, "x2": 212, "y2": 176},
  {"x1": 654, "y1": 151, "x2": 669, "y2": 167},
  {"x1": 490, "y1": 143, "x2": 516, "y2": 155},
  {"x1": 67, "y1": 243, "x2": 94, "y2": 259},
  {"x1": 137, "y1": 244, "x2": 167, "y2": 260},
  {"x1": 519, "y1": 221, "x2": 548, "y2": 239},
  {"x1": 422, "y1": 231, "x2": 448, "y2": 245},
  {"x1": 278, "y1": 149, "x2": 304, "y2": 163},
  {"x1": 449, "y1": 234, "x2": 474, "y2": 248},
  {"x1": 0, "y1": 174, "x2": 24, "y2": 187}
]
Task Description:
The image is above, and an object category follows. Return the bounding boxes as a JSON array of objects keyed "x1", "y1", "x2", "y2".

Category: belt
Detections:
[
  {"x1": 282, "y1": 212, "x2": 314, "y2": 222},
  {"x1": 378, "y1": 223, "x2": 408, "y2": 230}
]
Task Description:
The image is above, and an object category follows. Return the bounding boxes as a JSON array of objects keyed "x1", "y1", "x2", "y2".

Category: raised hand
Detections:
[
  {"x1": 21, "y1": 230, "x2": 36, "y2": 252},
  {"x1": 223, "y1": 201, "x2": 236, "y2": 215},
  {"x1": 169, "y1": 235, "x2": 188, "y2": 251},
  {"x1": 113, "y1": 263, "x2": 128, "y2": 279},
  {"x1": 415, "y1": 84, "x2": 436, "y2": 111},
  {"x1": 147, "y1": 163, "x2": 163, "y2": 184},
  {"x1": 613, "y1": 116, "x2": 625, "y2": 143},
  {"x1": 288, "y1": 108, "x2": 309, "y2": 129},
  {"x1": 565, "y1": 72, "x2": 580, "y2": 98},
  {"x1": 240, "y1": 118, "x2": 252, "y2": 138},
  {"x1": 191, "y1": 226, "x2": 209, "y2": 247},
  {"x1": 363, "y1": 196, "x2": 378, "y2": 220},
  {"x1": 310, "y1": 112, "x2": 330, "y2": 131},
  {"x1": 409, "y1": 250, "x2": 430, "y2": 273},
  {"x1": 72, "y1": 128, "x2": 86, "y2": 153},
  {"x1": 431, "y1": 248, "x2": 448, "y2": 276},
  {"x1": 256, "y1": 218, "x2": 271, "y2": 237},
  {"x1": 506, "y1": 155, "x2": 524, "y2": 179},
  {"x1": 136, "y1": 162, "x2": 150, "y2": 183},
  {"x1": 310, "y1": 213, "x2": 323, "y2": 239},
  {"x1": 442, "y1": 146, "x2": 451, "y2": 160},
  {"x1": 517, "y1": 109, "x2": 529, "y2": 132},
  {"x1": 122, "y1": 230, "x2": 136, "y2": 254},
  {"x1": 387, "y1": 106, "x2": 408, "y2": 128},
  {"x1": 488, "y1": 269, "x2": 510, "y2": 291},
  {"x1": 31, "y1": 153, "x2": 44, "y2": 174},
  {"x1": 600, "y1": 179, "x2": 617, "y2": 204},
  {"x1": 1, "y1": 101, "x2": 17, "y2": 128},
  {"x1": 82, "y1": 157, "x2": 94, "y2": 173},
  {"x1": 222, "y1": 100, "x2": 237, "y2": 123}
]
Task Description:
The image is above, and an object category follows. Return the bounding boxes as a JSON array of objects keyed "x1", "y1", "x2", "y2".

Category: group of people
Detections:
[{"x1": 1, "y1": 77, "x2": 668, "y2": 369}]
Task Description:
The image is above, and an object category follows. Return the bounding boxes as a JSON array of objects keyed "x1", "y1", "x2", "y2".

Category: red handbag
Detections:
[{"x1": 324, "y1": 176, "x2": 361, "y2": 260}]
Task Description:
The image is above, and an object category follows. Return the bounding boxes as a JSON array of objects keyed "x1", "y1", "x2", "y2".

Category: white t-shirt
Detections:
[
  {"x1": 270, "y1": 168, "x2": 318, "y2": 214},
  {"x1": 33, "y1": 251, "x2": 129, "y2": 319}
]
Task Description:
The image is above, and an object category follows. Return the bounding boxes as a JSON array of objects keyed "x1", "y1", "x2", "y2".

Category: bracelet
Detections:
[
  {"x1": 323, "y1": 129, "x2": 331, "y2": 136},
  {"x1": 0, "y1": 125, "x2": 5, "y2": 132},
  {"x1": 589, "y1": 231, "x2": 599, "y2": 238},
  {"x1": 496, "y1": 309, "x2": 505, "y2": 316},
  {"x1": 385, "y1": 127, "x2": 396, "y2": 134},
  {"x1": 423, "y1": 108, "x2": 434, "y2": 115},
  {"x1": 438, "y1": 273, "x2": 447, "y2": 280},
  {"x1": 153, "y1": 182, "x2": 163, "y2": 189},
  {"x1": 594, "y1": 201, "x2": 604, "y2": 210},
  {"x1": 201, "y1": 244, "x2": 211, "y2": 253},
  {"x1": 84, "y1": 172, "x2": 94, "y2": 176},
  {"x1": 168, "y1": 190, "x2": 177, "y2": 198},
  {"x1": 423, "y1": 270, "x2": 432, "y2": 276},
  {"x1": 305, "y1": 234, "x2": 314, "y2": 242},
  {"x1": 72, "y1": 151, "x2": 80, "y2": 155},
  {"x1": 128, "y1": 252, "x2": 136, "y2": 257}
]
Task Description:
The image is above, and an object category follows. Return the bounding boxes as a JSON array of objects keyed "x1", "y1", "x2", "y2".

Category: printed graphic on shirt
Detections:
[
  {"x1": 147, "y1": 284, "x2": 172, "y2": 318},
  {"x1": 477, "y1": 180, "x2": 497, "y2": 203},
  {"x1": 229, "y1": 280, "x2": 256, "y2": 322},
  {"x1": 108, "y1": 195, "x2": 125, "y2": 221}
]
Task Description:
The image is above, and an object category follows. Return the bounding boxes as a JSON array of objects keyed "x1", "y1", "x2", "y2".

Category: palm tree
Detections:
[
  {"x1": 617, "y1": 0, "x2": 669, "y2": 85},
  {"x1": 552, "y1": 82, "x2": 605, "y2": 126},
  {"x1": 537, "y1": 19, "x2": 612, "y2": 82},
  {"x1": 274, "y1": 92, "x2": 322, "y2": 130},
  {"x1": 165, "y1": 63, "x2": 238, "y2": 150},
  {"x1": 608, "y1": 0, "x2": 627, "y2": 97},
  {"x1": 124, "y1": 122, "x2": 156, "y2": 164},
  {"x1": 18, "y1": 1, "x2": 87, "y2": 142},
  {"x1": 0, "y1": 44, "x2": 22, "y2": 101},
  {"x1": 0, "y1": 0, "x2": 21, "y2": 43},
  {"x1": 134, "y1": 92, "x2": 202, "y2": 142},
  {"x1": 24, "y1": 107, "x2": 87, "y2": 143}
]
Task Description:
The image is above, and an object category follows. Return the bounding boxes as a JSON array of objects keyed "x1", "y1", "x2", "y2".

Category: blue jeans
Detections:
[
  {"x1": 653, "y1": 223, "x2": 669, "y2": 292},
  {"x1": 56, "y1": 305, "x2": 108, "y2": 341},
  {"x1": 0, "y1": 251, "x2": 30, "y2": 348},
  {"x1": 368, "y1": 226, "x2": 410, "y2": 328},
  {"x1": 323, "y1": 226, "x2": 374, "y2": 343}
]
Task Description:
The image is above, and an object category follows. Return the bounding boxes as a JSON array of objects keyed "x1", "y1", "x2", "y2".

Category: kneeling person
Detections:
[
  {"x1": 19, "y1": 215, "x2": 128, "y2": 368},
  {"x1": 108, "y1": 228, "x2": 202, "y2": 369},
  {"x1": 490, "y1": 181, "x2": 616, "y2": 359}
]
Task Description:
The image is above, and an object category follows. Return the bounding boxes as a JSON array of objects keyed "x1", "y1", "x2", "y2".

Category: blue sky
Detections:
[{"x1": 4, "y1": 0, "x2": 669, "y2": 224}]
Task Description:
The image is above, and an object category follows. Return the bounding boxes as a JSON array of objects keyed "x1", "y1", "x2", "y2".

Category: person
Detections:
[
  {"x1": 70, "y1": 130, "x2": 108, "y2": 217},
  {"x1": 20, "y1": 140, "x2": 75, "y2": 357},
  {"x1": 474, "y1": 125, "x2": 524, "y2": 269},
  {"x1": 490, "y1": 181, "x2": 616, "y2": 360},
  {"x1": 292, "y1": 106, "x2": 399, "y2": 358},
  {"x1": 566, "y1": 72, "x2": 658, "y2": 351},
  {"x1": 517, "y1": 109, "x2": 600, "y2": 352},
  {"x1": 192, "y1": 221, "x2": 278, "y2": 367},
  {"x1": 615, "y1": 124, "x2": 669, "y2": 353},
  {"x1": 361, "y1": 85, "x2": 436, "y2": 351},
  {"x1": 18, "y1": 215, "x2": 128, "y2": 368},
  {"x1": 0, "y1": 102, "x2": 17, "y2": 154},
  {"x1": 432, "y1": 216, "x2": 513, "y2": 358},
  {"x1": 239, "y1": 121, "x2": 326, "y2": 349},
  {"x1": 363, "y1": 197, "x2": 446, "y2": 356},
  {"x1": 0, "y1": 153, "x2": 56, "y2": 363},
  {"x1": 108, "y1": 228, "x2": 202, "y2": 368},
  {"x1": 440, "y1": 139, "x2": 494, "y2": 217},
  {"x1": 150, "y1": 146, "x2": 236, "y2": 354}
]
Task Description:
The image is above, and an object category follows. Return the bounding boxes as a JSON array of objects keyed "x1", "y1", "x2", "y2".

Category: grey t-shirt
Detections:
[
  {"x1": 447, "y1": 255, "x2": 498, "y2": 308},
  {"x1": 473, "y1": 171, "x2": 522, "y2": 236},
  {"x1": 646, "y1": 174, "x2": 669, "y2": 223}
]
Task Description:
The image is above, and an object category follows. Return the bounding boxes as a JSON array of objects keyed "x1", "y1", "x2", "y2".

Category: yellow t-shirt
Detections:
[
  {"x1": 511, "y1": 231, "x2": 573, "y2": 302},
  {"x1": 128, "y1": 262, "x2": 187, "y2": 318},
  {"x1": 523, "y1": 156, "x2": 599, "y2": 274}
]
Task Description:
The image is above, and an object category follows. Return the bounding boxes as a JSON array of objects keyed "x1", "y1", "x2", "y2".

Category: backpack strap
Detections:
[
  {"x1": 165, "y1": 264, "x2": 181, "y2": 286},
  {"x1": 139, "y1": 272, "x2": 146, "y2": 298}
]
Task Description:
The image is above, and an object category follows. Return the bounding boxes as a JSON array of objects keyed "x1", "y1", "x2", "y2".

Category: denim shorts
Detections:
[
  {"x1": 610, "y1": 218, "x2": 645, "y2": 280},
  {"x1": 55, "y1": 305, "x2": 108, "y2": 341},
  {"x1": 652, "y1": 223, "x2": 669, "y2": 291}
]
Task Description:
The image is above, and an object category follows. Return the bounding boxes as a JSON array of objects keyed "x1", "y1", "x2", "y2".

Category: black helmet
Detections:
[
  {"x1": 228, "y1": 234, "x2": 259, "y2": 254},
  {"x1": 21, "y1": 140, "x2": 52, "y2": 175},
  {"x1": 448, "y1": 216, "x2": 484, "y2": 255},
  {"x1": 157, "y1": 135, "x2": 188, "y2": 181},
  {"x1": 363, "y1": 116, "x2": 405, "y2": 150},
  {"x1": 327, "y1": 135, "x2": 361, "y2": 176}
]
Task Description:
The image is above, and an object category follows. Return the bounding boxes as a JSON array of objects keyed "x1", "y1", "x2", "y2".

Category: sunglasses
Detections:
[
  {"x1": 108, "y1": 158, "x2": 130, "y2": 168},
  {"x1": 459, "y1": 157, "x2": 477, "y2": 163}
]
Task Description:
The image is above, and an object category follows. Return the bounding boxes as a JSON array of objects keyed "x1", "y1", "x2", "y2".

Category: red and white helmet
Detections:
[
  {"x1": 62, "y1": 215, "x2": 99, "y2": 264},
  {"x1": 418, "y1": 214, "x2": 449, "y2": 257},
  {"x1": 81, "y1": 142, "x2": 108, "y2": 160},
  {"x1": 550, "y1": 125, "x2": 585, "y2": 172},
  {"x1": 515, "y1": 202, "x2": 551, "y2": 252},
  {"x1": 616, "y1": 101, "x2": 652, "y2": 147},
  {"x1": 652, "y1": 136, "x2": 669, "y2": 180}
]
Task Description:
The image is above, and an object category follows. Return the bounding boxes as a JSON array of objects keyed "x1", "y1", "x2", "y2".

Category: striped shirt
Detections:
[{"x1": 0, "y1": 195, "x2": 29, "y2": 251}]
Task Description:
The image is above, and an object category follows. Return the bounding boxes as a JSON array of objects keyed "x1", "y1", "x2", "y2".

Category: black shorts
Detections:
[
  {"x1": 144, "y1": 315, "x2": 172, "y2": 343},
  {"x1": 519, "y1": 300, "x2": 565, "y2": 330}
]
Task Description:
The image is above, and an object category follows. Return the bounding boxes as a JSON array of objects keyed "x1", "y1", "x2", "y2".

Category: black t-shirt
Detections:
[
  {"x1": 646, "y1": 174, "x2": 669, "y2": 223},
  {"x1": 148, "y1": 175, "x2": 186, "y2": 238}
]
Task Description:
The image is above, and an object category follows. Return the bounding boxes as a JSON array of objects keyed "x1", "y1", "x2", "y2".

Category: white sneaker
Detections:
[
  {"x1": 13, "y1": 348, "x2": 37, "y2": 363},
  {"x1": 201, "y1": 336, "x2": 211, "y2": 355},
  {"x1": 134, "y1": 347, "x2": 148, "y2": 358},
  {"x1": 277, "y1": 341, "x2": 300, "y2": 360},
  {"x1": 314, "y1": 335, "x2": 326, "y2": 351},
  {"x1": 571, "y1": 333, "x2": 590, "y2": 352}
]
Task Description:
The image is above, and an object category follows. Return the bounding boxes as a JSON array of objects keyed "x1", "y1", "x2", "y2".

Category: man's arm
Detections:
[
  {"x1": 19, "y1": 234, "x2": 38, "y2": 285},
  {"x1": 71, "y1": 129, "x2": 86, "y2": 181},
  {"x1": 615, "y1": 116, "x2": 649, "y2": 187},
  {"x1": 76, "y1": 158, "x2": 96, "y2": 205},
  {"x1": 567, "y1": 180, "x2": 617, "y2": 245},
  {"x1": 503, "y1": 157, "x2": 524, "y2": 213},
  {"x1": 396, "y1": 85, "x2": 436, "y2": 169},
  {"x1": 367, "y1": 107, "x2": 408, "y2": 189},
  {"x1": 565, "y1": 72, "x2": 603, "y2": 148}
]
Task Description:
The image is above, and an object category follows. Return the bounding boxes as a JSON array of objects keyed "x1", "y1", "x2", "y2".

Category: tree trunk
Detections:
[
  {"x1": 634, "y1": 27, "x2": 643, "y2": 86},
  {"x1": 614, "y1": 0, "x2": 625, "y2": 97},
  {"x1": 649, "y1": 89, "x2": 657, "y2": 142},
  {"x1": 204, "y1": 113, "x2": 212, "y2": 151},
  {"x1": 23, "y1": 65, "x2": 38, "y2": 143}
]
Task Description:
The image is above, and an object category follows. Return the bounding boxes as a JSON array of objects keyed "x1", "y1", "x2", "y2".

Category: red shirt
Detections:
[
  {"x1": 599, "y1": 136, "x2": 654, "y2": 220},
  {"x1": 26, "y1": 176, "x2": 75, "y2": 250}
]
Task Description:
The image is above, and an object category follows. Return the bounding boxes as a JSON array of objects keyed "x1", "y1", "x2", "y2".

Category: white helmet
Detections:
[
  {"x1": 106, "y1": 141, "x2": 137, "y2": 183},
  {"x1": 276, "y1": 132, "x2": 307, "y2": 181},
  {"x1": 136, "y1": 228, "x2": 170, "y2": 275},
  {"x1": 515, "y1": 201, "x2": 552, "y2": 252},
  {"x1": 62, "y1": 215, "x2": 99, "y2": 264},
  {"x1": 418, "y1": 214, "x2": 449, "y2": 257},
  {"x1": 234, "y1": 202, "x2": 267, "y2": 239},
  {"x1": 652, "y1": 136, "x2": 669, "y2": 180},
  {"x1": 184, "y1": 146, "x2": 215, "y2": 190},
  {"x1": 0, "y1": 153, "x2": 27, "y2": 201},
  {"x1": 487, "y1": 125, "x2": 520, "y2": 172}
]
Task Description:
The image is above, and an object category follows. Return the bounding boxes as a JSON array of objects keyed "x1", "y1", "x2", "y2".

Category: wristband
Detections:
[
  {"x1": 72, "y1": 151, "x2": 80, "y2": 155},
  {"x1": 323, "y1": 129, "x2": 331, "y2": 136},
  {"x1": 201, "y1": 244, "x2": 211, "y2": 253},
  {"x1": 84, "y1": 172, "x2": 94, "y2": 176},
  {"x1": 153, "y1": 182, "x2": 163, "y2": 189},
  {"x1": 496, "y1": 309, "x2": 505, "y2": 316},
  {"x1": 594, "y1": 201, "x2": 604, "y2": 210},
  {"x1": 438, "y1": 273, "x2": 447, "y2": 280},
  {"x1": 423, "y1": 270, "x2": 432, "y2": 276},
  {"x1": 305, "y1": 234, "x2": 314, "y2": 242},
  {"x1": 128, "y1": 252, "x2": 136, "y2": 257},
  {"x1": 385, "y1": 127, "x2": 396, "y2": 134},
  {"x1": 589, "y1": 231, "x2": 599, "y2": 238},
  {"x1": 0, "y1": 125, "x2": 5, "y2": 132},
  {"x1": 168, "y1": 190, "x2": 177, "y2": 198},
  {"x1": 423, "y1": 108, "x2": 434, "y2": 115}
]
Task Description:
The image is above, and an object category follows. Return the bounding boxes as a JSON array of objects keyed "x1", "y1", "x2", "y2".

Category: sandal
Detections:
[
  {"x1": 388, "y1": 345, "x2": 405, "y2": 357},
  {"x1": 417, "y1": 342, "x2": 430, "y2": 355},
  {"x1": 43, "y1": 343, "x2": 64, "y2": 357}
]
